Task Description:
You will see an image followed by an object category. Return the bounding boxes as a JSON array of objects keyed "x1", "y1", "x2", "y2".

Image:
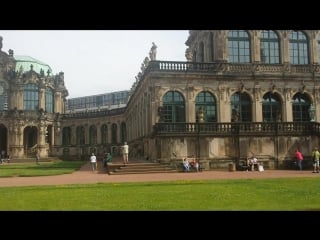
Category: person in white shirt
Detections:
[
  {"x1": 182, "y1": 158, "x2": 190, "y2": 172},
  {"x1": 90, "y1": 153, "x2": 97, "y2": 172},
  {"x1": 122, "y1": 142, "x2": 129, "y2": 165},
  {"x1": 250, "y1": 156, "x2": 258, "y2": 171}
]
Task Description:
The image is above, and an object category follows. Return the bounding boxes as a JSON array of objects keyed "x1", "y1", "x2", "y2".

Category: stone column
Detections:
[
  {"x1": 281, "y1": 31, "x2": 289, "y2": 64},
  {"x1": 39, "y1": 88, "x2": 45, "y2": 110},
  {"x1": 252, "y1": 30, "x2": 261, "y2": 63}
]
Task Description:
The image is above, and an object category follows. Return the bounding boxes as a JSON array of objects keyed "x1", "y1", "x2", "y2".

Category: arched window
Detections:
[
  {"x1": 228, "y1": 30, "x2": 251, "y2": 63},
  {"x1": 24, "y1": 84, "x2": 39, "y2": 110},
  {"x1": 231, "y1": 92, "x2": 252, "y2": 122},
  {"x1": 260, "y1": 30, "x2": 280, "y2": 64},
  {"x1": 45, "y1": 87, "x2": 54, "y2": 113},
  {"x1": 162, "y1": 91, "x2": 185, "y2": 123},
  {"x1": 262, "y1": 92, "x2": 281, "y2": 122},
  {"x1": 290, "y1": 31, "x2": 309, "y2": 65},
  {"x1": 76, "y1": 126, "x2": 85, "y2": 145},
  {"x1": 62, "y1": 127, "x2": 71, "y2": 145},
  {"x1": 120, "y1": 122, "x2": 126, "y2": 144},
  {"x1": 101, "y1": 124, "x2": 108, "y2": 144},
  {"x1": 195, "y1": 91, "x2": 217, "y2": 122},
  {"x1": 111, "y1": 123, "x2": 117, "y2": 144},
  {"x1": 292, "y1": 92, "x2": 311, "y2": 121},
  {"x1": 89, "y1": 125, "x2": 97, "y2": 145}
]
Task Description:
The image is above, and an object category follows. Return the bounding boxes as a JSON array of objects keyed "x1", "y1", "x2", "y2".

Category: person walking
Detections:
[
  {"x1": 103, "y1": 152, "x2": 112, "y2": 167},
  {"x1": 311, "y1": 147, "x2": 320, "y2": 173},
  {"x1": 122, "y1": 142, "x2": 129, "y2": 165},
  {"x1": 35, "y1": 151, "x2": 40, "y2": 165},
  {"x1": 89, "y1": 152, "x2": 97, "y2": 172},
  {"x1": 294, "y1": 149, "x2": 303, "y2": 170}
]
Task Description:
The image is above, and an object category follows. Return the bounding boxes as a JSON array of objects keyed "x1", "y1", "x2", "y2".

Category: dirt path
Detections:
[{"x1": 0, "y1": 159, "x2": 319, "y2": 187}]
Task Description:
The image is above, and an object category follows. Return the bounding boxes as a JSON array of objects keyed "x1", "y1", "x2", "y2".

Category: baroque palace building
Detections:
[{"x1": 1, "y1": 30, "x2": 320, "y2": 169}]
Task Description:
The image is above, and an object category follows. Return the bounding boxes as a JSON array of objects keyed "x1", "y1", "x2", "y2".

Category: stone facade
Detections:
[
  {"x1": 125, "y1": 30, "x2": 320, "y2": 169},
  {"x1": 1, "y1": 31, "x2": 320, "y2": 170},
  {"x1": 0, "y1": 38, "x2": 68, "y2": 159}
]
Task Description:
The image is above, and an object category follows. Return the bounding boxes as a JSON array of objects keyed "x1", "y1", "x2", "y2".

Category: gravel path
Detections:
[{"x1": 0, "y1": 159, "x2": 319, "y2": 188}]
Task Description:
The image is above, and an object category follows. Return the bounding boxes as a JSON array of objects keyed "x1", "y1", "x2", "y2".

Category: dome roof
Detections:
[{"x1": 14, "y1": 55, "x2": 53, "y2": 75}]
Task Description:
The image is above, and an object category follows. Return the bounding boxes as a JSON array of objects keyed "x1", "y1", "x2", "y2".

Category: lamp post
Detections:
[{"x1": 308, "y1": 104, "x2": 316, "y2": 122}]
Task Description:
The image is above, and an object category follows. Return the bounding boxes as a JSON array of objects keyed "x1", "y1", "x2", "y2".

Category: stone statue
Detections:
[
  {"x1": 143, "y1": 57, "x2": 150, "y2": 67},
  {"x1": 197, "y1": 107, "x2": 205, "y2": 123},
  {"x1": 185, "y1": 47, "x2": 193, "y2": 61},
  {"x1": 149, "y1": 42, "x2": 157, "y2": 61},
  {"x1": 231, "y1": 107, "x2": 240, "y2": 122},
  {"x1": 140, "y1": 63, "x2": 145, "y2": 73}
]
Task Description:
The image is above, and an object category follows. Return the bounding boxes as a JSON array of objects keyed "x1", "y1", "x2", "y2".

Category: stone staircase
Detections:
[{"x1": 106, "y1": 162, "x2": 178, "y2": 175}]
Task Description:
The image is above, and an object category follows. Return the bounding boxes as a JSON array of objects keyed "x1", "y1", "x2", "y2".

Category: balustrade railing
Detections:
[
  {"x1": 154, "y1": 122, "x2": 320, "y2": 137},
  {"x1": 146, "y1": 61, "x2": 320, "y2": 75},
  {"x1": 62, "y1": 107, "x2": 126, "y2": 119}
]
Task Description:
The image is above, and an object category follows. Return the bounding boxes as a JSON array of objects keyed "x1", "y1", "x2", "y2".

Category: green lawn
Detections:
[
  {"x1": 1, "y1": 161, "x2": 320, "y2": 210},
  {"x1": 0, "y1": 160, "x2": 85, "y2": 177},
  {"x1": 0, "y1": 178, "x2": 320, "y2": 210}
]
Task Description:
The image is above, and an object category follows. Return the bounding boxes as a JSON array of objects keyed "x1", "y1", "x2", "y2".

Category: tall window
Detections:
[
  {"x1": 89, "y1": 125, "x2": 97, "y2": 145},
  {"x1": 24, "y1": 84, "x2": 39, "y2": 110},
  {"x1": 290, "y1": 31, "x2": 309, "y2": 65},
  {"x1": 231, "y1": 92, "x2": 252, "y2": 122},
  {"x1": 45, "y1": 87, "x2": 54, "y2": 113},
  {"x1": 111, "y1": 123, "x2": 117, "y2": 144},
  {"x1": 0, "y1": 83, "x2": 7, "y2": 111},
  {"x1": 292, "y1": 93, "x2": 311, "y2": 121},
  {"x1": 195, "y1": 91, "x2": 217, "y2": 122},
  {"x1": 76, "y1": 126, "x2": 85, "y2": 145},
  {"x1": 101, "y1": 124, "x2": 108, "y2": 144},
  {"x1": 260, "y1": 30, "x2": 280, "y2": 64},
  {"x1": 62, "y1": 127, "x2": 71, "y2": 145},
  {"x1": 262, "y1": 92, "x2": 281, "y2": 122},
  {"x1": 209, "y1": 32, "x2": 214, "y2": 62},
  {"x1": 318, "y1": 34, "x2": 320, "y2": 64},
  {"x1": 120, "y1": 122, "x2": 126, "y2": 144},
  {"x1": 199, "y1": 42, "x2": 204, "y2": 62},
  {"x1": 162, "y1": 91, "x2": 185, "y2": 123},
  {"x1": 228, "y1": 30, "x2": 251, "y2": 63}
]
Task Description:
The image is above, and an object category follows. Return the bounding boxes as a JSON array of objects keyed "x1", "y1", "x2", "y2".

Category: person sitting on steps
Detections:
[
  {"x1": 190, "y1": 158, "x2": 200, "y2": 172},
  {"x1": 182, "y1": 158, "x2": 190, "y2": 172},
  {"x1": 248, "y1": 156, "x2": 258, "y2": 171}
]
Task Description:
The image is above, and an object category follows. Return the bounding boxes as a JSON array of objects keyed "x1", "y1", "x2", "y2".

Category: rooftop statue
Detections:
[{"x1": 149, "y1": 42, "x2": 157, "y2": 61}]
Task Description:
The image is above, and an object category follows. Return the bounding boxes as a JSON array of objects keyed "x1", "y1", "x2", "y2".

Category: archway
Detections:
[
  {"x1": 23, "y1": 126, "x2": 38, "y2": 156},
  {"x1": 0, "y1": 124, "x2": 8, "y2": 157}
]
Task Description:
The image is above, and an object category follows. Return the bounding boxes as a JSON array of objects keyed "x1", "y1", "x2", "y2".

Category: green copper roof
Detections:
[{"x1": 14, "y1": 55, "x2": 53, "y2": 75}]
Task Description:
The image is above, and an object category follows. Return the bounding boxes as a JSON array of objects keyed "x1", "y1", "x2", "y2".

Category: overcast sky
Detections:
[{"x1": 0, "y1": 30, "x2": 189, "y2": 98}]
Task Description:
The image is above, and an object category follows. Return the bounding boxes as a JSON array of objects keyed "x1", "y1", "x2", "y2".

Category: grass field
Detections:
[
  {"x1": 1, "y1": 161, "x2": 320, "y2": 210},
  {"x1": 0, "y1": 178, "x2": 320, "y2": 210},
  {"x1": 0, "y1": 160, "x2": 85, "y2": 177}
]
